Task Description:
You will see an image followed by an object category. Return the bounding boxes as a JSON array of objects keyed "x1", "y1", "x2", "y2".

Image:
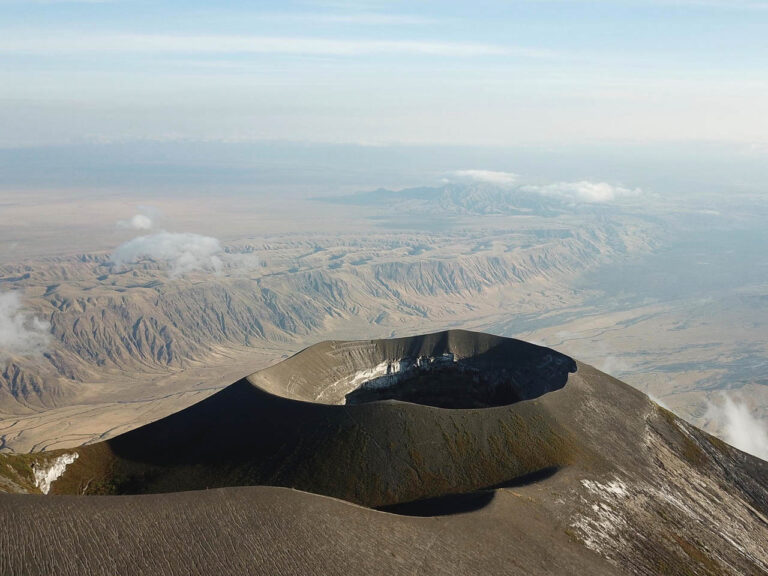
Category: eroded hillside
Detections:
[{"x1": 0, "y1": 220, "x2": 657, "y2": 414}]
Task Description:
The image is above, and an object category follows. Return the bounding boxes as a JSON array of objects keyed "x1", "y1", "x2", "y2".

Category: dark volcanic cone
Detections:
[
  {"x1": 47, "y1": 330, "x2": 581, "y2": 506},
  {"x1": 1, "y1": 329, "x2": 767, "y2": 576}
]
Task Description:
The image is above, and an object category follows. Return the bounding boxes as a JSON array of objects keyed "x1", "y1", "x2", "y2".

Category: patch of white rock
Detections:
[
  {"x1": 33, "y1": 453, "x2": 78, "y2": 494},
  {"x1": 332, "y1": 354, "x2": 458, "y2": 404}
]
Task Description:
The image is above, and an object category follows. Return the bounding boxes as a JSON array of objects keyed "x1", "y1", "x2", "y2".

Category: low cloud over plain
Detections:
[
  {"x1": 706, "y1": 394, "x2": 768, "y2": 461},
  {"x1": 451, "y1": 169, "x2": 641, "y2": 203},
  {"x1": 523, "y1": 181, "x2": 642, "y2": 203},
  {"x1": 0, "y1": 291, "x2": 51, "y2": 360},
  {"x1": 451, "y1": 170, "x2": 519, "y2": 187},
  {"x1": 111, "y1": 232, "x2": 224, "y2": 277},
  {"x1": 117, "y1": 214, "x2": 153, "y2": 231}
]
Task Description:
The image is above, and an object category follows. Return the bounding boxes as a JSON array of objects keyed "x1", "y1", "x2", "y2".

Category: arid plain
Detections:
[{"x1": 2, "y1": 184, "x2": 766, "y2": 456}]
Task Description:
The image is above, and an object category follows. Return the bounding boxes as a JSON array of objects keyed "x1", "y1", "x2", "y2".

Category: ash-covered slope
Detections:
[
  {"x1": 44, "y1": 331, "x2": 580, "y2": 505},
  {"x1": 1, "y1": 330, "x2": 767, "y2": 576}
]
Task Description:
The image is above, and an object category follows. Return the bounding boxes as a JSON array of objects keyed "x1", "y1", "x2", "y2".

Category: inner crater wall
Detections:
[{"x1": 248, "y1": 330, "x2": 576, "y2": 407}]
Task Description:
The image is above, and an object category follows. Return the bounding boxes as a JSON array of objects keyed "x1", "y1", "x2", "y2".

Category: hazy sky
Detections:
[{"x1": 2, "y1": 0, "x2": 767, "y2": 148}]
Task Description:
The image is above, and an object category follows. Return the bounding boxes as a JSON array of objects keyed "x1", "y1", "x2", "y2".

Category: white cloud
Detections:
[
  {"x1": 0, "y1": 33, "x2": 532, "y2": 58},
  {"x1": 596, "y1": 355, "x2": 633, "y2": 376},
  {"x1": 111, "y1": 232, "x2": 224, "y2": 277},
  {"x1": 522, "y1": 181, "x2": 642, "y2": 203},
  {"x1": 706, "y1": 394, "x2": 768, "y2": 461},
  {"x1": 451, "y1": 170, "x2": 519, "y2": 187},
  {"x1": 0, "y1": 291, "x2": 51, "y2": 360},
  {"x1": 447, "y1": 170, "x2": 641, "y2": 203},
  {"x1": 257, "y1": 12, "x2": 435, "y2": 25},
  {"x1": 117, "y1": 213, "x2": 153, "y2": 230}
]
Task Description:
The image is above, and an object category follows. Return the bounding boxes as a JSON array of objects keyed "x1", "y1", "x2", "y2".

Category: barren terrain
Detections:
[
  {"x1": 1, "y1": 184, "x2": 766, "y2": 455},
  {"x1": 1, "y1": 331, "x2": 766, "y2": 575},
  {"x1": 1, "y1": 210, "x2": 659, "y2": 451}
]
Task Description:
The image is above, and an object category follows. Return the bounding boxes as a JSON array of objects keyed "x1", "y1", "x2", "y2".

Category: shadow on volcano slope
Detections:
[
  {"x1": 378, "y1": 466, "x2": 561, "y2": 516},
  {"x1": 47, "y1": 330, "x2": 578, "y2": 507},
  {"x1": 378, "y1": 489, "x2": 497, "y2": 517}
]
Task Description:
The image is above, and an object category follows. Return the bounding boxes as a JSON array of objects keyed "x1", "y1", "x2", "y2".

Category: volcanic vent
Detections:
[
  {"x1": 342, "y1": 352, "x2": 573, "y2": 408},
  {"x1": 248, "y1": 329, "x2": 577, "y2": 408}
]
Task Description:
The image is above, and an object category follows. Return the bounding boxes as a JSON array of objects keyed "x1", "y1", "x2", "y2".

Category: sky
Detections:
[{"x1": 1, "y1": 0, "x2": 768, "y2": 148}]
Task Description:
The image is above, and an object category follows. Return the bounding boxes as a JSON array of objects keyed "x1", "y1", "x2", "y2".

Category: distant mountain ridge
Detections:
[
  {"x1": 0, "y1": 224, "x2": 658, "y2": 413},
  {"x1": 317, "y1": 179, "x2": 645, "y2": 218},
  {"x1": 319, "y1": 182, "x2": 570, "y2": 216}
]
